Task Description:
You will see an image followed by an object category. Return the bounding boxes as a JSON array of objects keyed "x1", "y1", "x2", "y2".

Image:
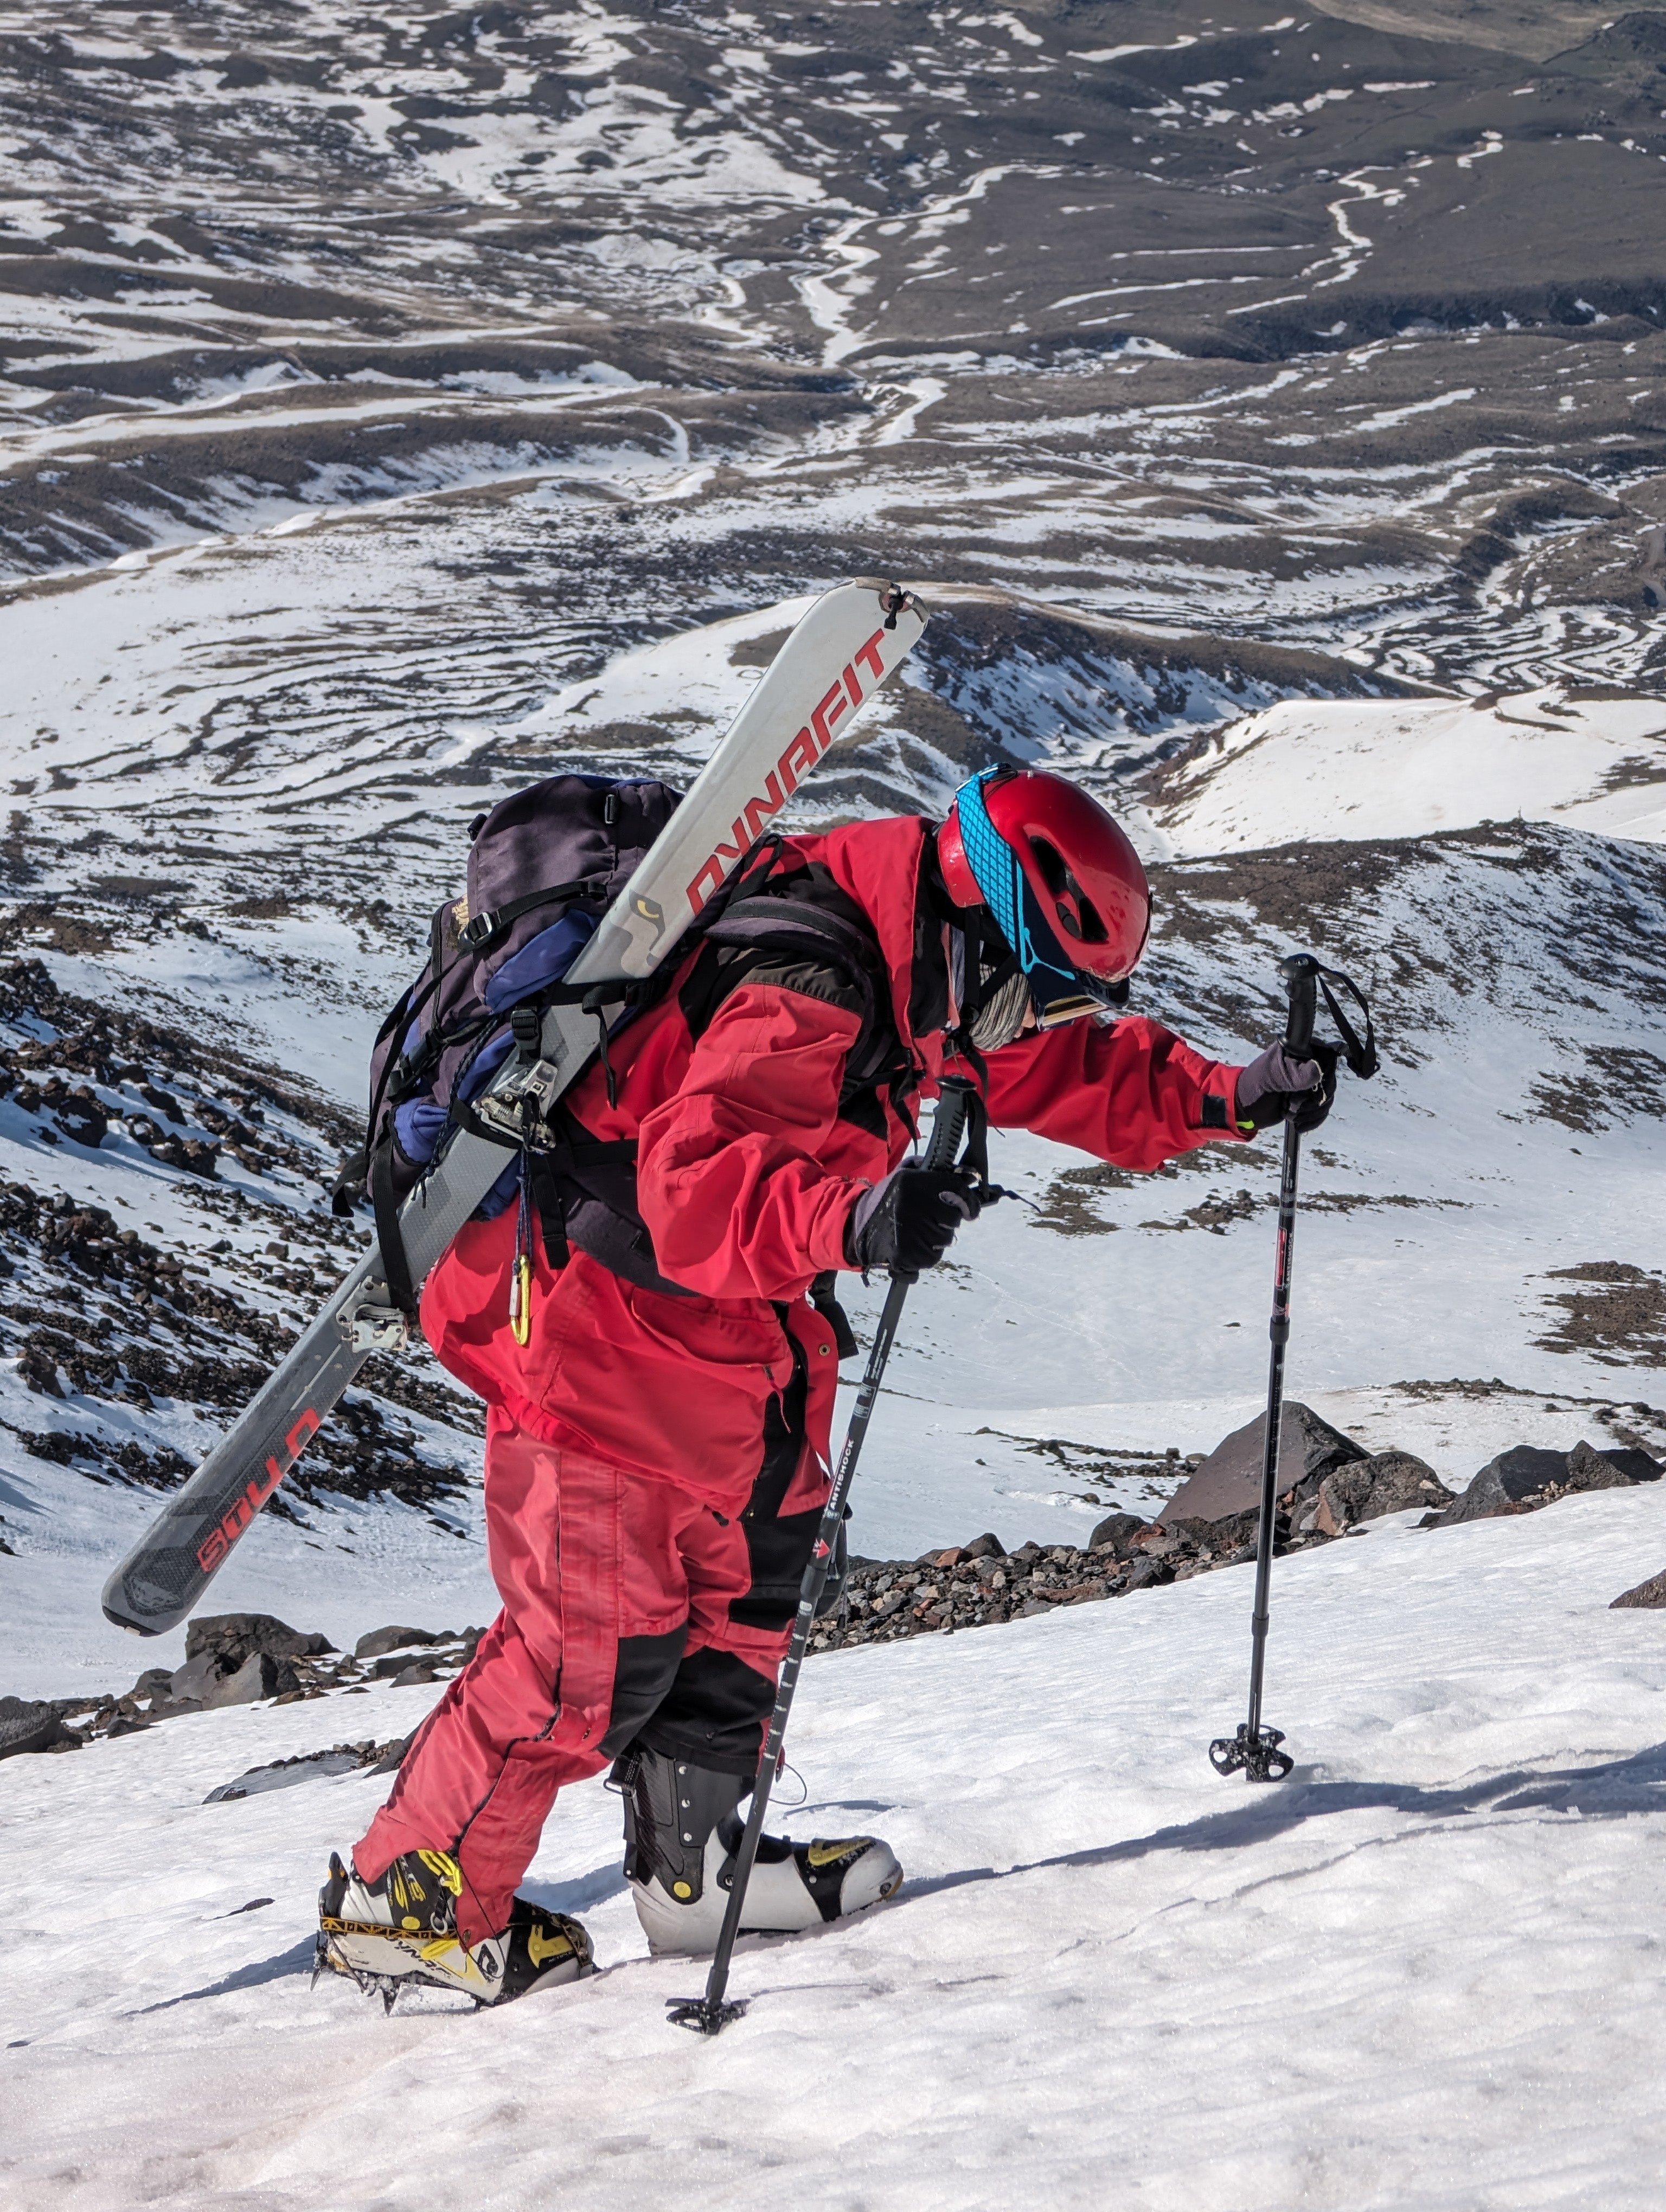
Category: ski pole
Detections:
[
  {"x1": 1210, "y1": 954, "x2": 1377, "y2": 1785},
  {"x1": 669, "y1": 1074, "x2": 978, "y2": 2035}
]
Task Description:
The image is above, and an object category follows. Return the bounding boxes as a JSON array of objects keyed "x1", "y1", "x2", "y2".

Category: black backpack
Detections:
[{"x1": 342, "y1": 774, "x2": 913, "y2": 1323}]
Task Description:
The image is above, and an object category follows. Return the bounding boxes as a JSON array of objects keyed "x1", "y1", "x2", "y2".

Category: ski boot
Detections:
[
  {"x1": 614, "y1": 1745, "x2": 902, "y2": 1957},
  {"x1": 315, "y1": 1848, "x2": 591, "y2": 2010}
]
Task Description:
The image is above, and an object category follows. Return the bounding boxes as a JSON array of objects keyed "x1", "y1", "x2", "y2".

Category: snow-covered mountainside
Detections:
[
  {"x1": 9, "y1": 1485, "x2": 1666, "y2": 2209},
  {"x1": 5, "y1": 1, "x2": 1666, "y2": 2202}
]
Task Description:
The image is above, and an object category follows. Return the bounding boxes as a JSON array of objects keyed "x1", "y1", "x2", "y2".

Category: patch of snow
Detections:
[
  {"x1": 5, "y1": 1484, "x2": 1666, "y2": 2205},
  {"x1": 1159, "y1": 692, "x2": 1666, "y2": 853}
]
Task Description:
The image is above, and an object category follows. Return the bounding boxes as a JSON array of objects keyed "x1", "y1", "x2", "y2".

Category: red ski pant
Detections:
[{"x1": 354, "y1": 1415, "x2": 816, "y2": 1946}]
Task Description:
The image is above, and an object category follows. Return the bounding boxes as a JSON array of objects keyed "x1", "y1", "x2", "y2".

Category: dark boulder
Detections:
[
  {"x1": 1612, "y1": 1568, "x2": 1666, "y2": 1609},
  {"x1": 1566, "y1": 1439, "x2": 1646, "y2": 1494},
  {"x1": 185, "y1": 1613, "x2": 333, "y2": 1669},
  {"x1": 0, "y1": 1695, "x2": 75, "y2": 1759},
  {"x1": 1436, "y1": 1445, "x2": 1567, "y2": 1526},
  {"x1": 1158, "y1": 1403, "x2": 1366, "y2": 1528},
  {"x1": 1088, "y1": 1511, "x2": 1146, "y2": 1554},
  {"x1": 962, "y1": 1532, "x2": 1007, "y2": 1560},
  {"x1": 369, "y1": 1649, "x2": 441, "y2": 1679},
  {"x1": 168, "y1": 1648, "x2": 298, "y2": 1707},
  {"x1": 355, "y1": 1624, "x2": 451, "y2": 1660},
  {"x1": 1431, "y1": 1439, "x2": 1655, "y2": 1528},
  {"x1": 1310, "y1": 1450, "x2": 1454, "y2": 1535},
  {"x1": 206, "y1": 1651, "x2": 298, "y2": 1707},
  {"x1": 168, "y1": 1614, "x2": 322, "y2": 1708},
  {"x1": 166, "y1": 1653, "x2": 220, "y2": 1706},
  {"x1": 1581, "y1": 1443, "x2": 1661, "y2": 1484}
]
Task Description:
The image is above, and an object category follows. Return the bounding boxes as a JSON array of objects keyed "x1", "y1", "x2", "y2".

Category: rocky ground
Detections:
[
  {"x1": 10, "y1": 1400, "x2": 1664, "y2": 1766},
  {"x1": 0, "y1": 953, "x2": 483, "y2": 1565},
  {"x1": 0, "y1": 1609, "x2": 479, "y2": 1759},
  {"x1": 813, "y1": 1406, "x2": 1666, "y2": 1648},
  {"x1": 4, "y1": 2, "x2": 1666, "y2": 966}
]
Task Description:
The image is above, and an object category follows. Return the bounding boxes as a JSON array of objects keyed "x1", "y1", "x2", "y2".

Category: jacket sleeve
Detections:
[
  {"x1": 976, "y1": 1014, "x2": 1248, "y2": 1173},
  {"x1": 635, "y1": 980, "x2": 876, "y2": 1301}
]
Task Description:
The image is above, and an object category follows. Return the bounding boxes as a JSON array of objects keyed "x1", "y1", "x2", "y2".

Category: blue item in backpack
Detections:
[
  {"x1": 391, "y1": 910, "x2": 600, "y2": 1227},
  {"x1": 393, "y1": 1099, "x2": 448, "y2": 1166},
  {"x1": 483, "y1": 907, "x2": 598, "y2": 1015},
  {"x1": 393, "y1": 1092, "x2": 519, "y2": 1219}
]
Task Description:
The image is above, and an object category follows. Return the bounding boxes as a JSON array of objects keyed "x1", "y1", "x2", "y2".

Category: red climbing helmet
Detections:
[{"x1": 938, "y1": 767, "x2": 1151, "y2": 1024}]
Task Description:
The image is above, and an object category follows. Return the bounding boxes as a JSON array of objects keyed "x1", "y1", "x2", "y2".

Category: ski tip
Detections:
[
  {"x1": 100, "y1": 1593, "x2": 167, "y2": 1637},
  {"x1": 665, "y1": 1995, "x2": 748, "y2": 2037}
]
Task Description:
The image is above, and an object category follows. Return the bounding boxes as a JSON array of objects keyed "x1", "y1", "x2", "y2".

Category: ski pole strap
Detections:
[
  {"x1": 1281, "y1": 953, "x2": 1379, "y2": 1082},
  {"x1": 930, "y1": 1073, "x2": 977, "y2": 1174},
  {"x1": 952, "y1": 1082, "x2": 991, "y2": 1192},
  {"x1": 936, "y1": 1073, "x2": 1017, "y2": 1205},
  {"x1": 1314, "y1": 964, "x2": 1378, "y2": 1081}
]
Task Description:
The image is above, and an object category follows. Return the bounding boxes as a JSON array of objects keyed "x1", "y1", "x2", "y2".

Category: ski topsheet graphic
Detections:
[{"x1": 102, "y1": 582, "x2": 927, "y2": 1636}]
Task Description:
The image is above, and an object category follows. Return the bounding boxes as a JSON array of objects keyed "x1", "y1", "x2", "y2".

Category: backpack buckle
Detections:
[
  {"x1": 510, "y1": 1004, "x2": 541, "y2": 1062},
  {"x1": 458, "y1": 910, "x2": 499, "y2": 950}
]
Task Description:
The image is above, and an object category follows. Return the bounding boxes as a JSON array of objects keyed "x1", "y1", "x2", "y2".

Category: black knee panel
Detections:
[
  {"x1": 599, "y1": 1625, "x2": 688, "y2": 1760},
  {"x1": 636, "y1": 1645, "x2": 777, "y2": 1776},
  {"x1": 612, "y1": 1744, "x2": 745, "y2": 1904}
]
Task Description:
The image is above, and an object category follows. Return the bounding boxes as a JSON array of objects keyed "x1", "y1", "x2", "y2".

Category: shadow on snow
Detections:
[{"x1": 904, "y1": 1740, "x2": 1666, "y2": 1904}]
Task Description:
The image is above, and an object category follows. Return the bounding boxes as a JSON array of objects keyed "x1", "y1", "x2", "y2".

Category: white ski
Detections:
[{"x1": 102, "y1": 581, "x2": 927, "y2": 1636}]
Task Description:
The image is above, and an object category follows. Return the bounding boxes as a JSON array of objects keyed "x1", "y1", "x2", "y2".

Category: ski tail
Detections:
[{"x1": 100, "y1": 582, "x2": 927, "y2": 1636}]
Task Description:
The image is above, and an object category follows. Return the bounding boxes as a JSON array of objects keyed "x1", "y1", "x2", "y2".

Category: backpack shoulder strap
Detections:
[{"x1": 675, "y1": 858, "x2": 915, "y2": 1126}]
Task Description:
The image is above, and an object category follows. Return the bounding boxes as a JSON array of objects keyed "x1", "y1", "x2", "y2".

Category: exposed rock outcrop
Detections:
[{"x1": 1429, "y1": 1439, "x2": 1660, "y2": 1527}]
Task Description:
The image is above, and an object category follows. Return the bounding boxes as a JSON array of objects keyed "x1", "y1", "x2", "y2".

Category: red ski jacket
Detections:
[{"x1": 421, "y1": 814, "x2": 1247, "y2": 1512}]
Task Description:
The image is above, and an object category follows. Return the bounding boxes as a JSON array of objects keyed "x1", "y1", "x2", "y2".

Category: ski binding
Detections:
[{"x1": 338, "y1": 1298, "x2": 408, "y2": 1354}]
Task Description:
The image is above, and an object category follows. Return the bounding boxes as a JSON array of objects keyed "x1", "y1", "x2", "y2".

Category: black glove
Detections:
[
  {"x1": 845, "y1": 1162, "x2": 983, "y2": 1275},
  {"x1": 1234, "y1": 1040, "x2": 1338, "y2": 1135}
]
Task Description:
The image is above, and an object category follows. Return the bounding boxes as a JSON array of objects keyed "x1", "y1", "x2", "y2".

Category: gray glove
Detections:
[{"x1": 1234, "y1": 1040, "x2": 1336, "y2": 1135}]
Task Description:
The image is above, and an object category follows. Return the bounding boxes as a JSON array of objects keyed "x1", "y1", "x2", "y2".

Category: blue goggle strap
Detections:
[{"x1": 954, "y1": 769, "x2": 1076, "y2": 991}]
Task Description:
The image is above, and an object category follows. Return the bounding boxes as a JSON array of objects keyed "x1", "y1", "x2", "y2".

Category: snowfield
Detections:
[
  {"x1": 6, "y1": 3, "x2": 1666, "y2": 2201},
  {"x1": 1156, "y1": 689, "x2": 1666, "y2": 857},
  {"x1": 7, "y1": 1483, "x2": 1666, "y2": 2209}
]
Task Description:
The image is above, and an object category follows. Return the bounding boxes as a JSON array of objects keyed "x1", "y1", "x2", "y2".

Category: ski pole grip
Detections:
[
  {"x1": 928, "y1": 1076, "x2": 975, "y2": 1172},
  {"x1": 1280, "y1": 954, "x2": 1319, "y2": 1059}
]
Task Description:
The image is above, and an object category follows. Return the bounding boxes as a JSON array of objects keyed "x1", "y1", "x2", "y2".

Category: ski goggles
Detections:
[{"x1": 956, "y1": 770, "x2": 1126, "y2": 1029}]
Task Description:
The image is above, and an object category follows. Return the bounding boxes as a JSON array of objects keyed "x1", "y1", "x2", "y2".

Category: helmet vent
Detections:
[{"x1": 1031, "y1": 837, "x2": 1107, "y2": 944}]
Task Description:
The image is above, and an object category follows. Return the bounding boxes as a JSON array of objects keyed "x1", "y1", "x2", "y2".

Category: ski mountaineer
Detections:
[{"x1": 317, "y1": 764, "x2": 1333, "y2": 2006}]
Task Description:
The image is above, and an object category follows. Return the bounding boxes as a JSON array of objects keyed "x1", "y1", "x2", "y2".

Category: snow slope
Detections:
[
  {"x1": 5, "y1": 5, "x2": 1666, "y2": 2188},
  {"x1": 6, "y1": 1482, "x2": 1666, "y2": 2210},
  {"x1": 1157, "y1": 688, "x2": 1666, "y2": 856}
]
